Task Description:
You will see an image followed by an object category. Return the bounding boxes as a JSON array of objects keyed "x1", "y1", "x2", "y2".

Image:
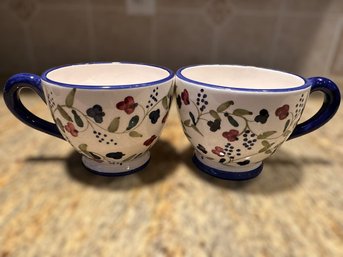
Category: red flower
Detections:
[
  {"x1": 212, "y1": 146, "x2": 225, "y2": 157},
  {"x1": 181, "y1": 89, "x2": 190, "y2": 105},
  {"x1": 64, "y1": 122, "x2": 78, "y2": 137},
  {"x1": 116, "y1": 96, "x2": 138, "y2": 115},
  {"x1": 162, "y1": 111, "x2": 169, "y2": 124},
  {"x1": 222, "y1": 129, "x2": 239, "y2": 142},
  {"x1": 144, "y1": 135, "x2": 157, "y2": 146},
  {"x1": 275, "y1": 104, "x2": 289, "y2": 120}
]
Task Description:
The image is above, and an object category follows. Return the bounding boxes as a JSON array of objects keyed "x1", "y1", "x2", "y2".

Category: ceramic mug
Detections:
[
  {"x1": 4, "y1": 62, "x2": 174, "y2": 176},
  {"x1": 175, "y1": 65, "x2": 341, "y2": 180}
]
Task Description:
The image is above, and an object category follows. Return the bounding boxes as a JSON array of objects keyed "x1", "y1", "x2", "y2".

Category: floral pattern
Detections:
[
  {"x1": 116, "y1": 96, "x2": 138, "y2": 115},
  {"x1": 86, "y1": 105, "x2": 105, "y2": 123},
  {"x1": 275, "y1": 104, "x2": 289, "y2": 120},
  {"x1": 181, "y1": 89, "x2": 190, "y2": 105},
  {"x1": 65, "y1": 122, "x2": 78, "y2": 137},
  {"x1": 51, "y1": 85, "x2": 173, "y2": 165},
  {"x1": 177, "y1": 87, "x2": 307, "y2": 167}
]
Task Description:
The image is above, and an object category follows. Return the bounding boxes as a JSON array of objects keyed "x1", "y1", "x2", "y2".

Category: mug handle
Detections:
[
  {"x1": 288, "y1": 77, "x2": 341, "y2": 140},
  {"x1": 3, "y1": 73, "x2": 64, "y2": 139}
]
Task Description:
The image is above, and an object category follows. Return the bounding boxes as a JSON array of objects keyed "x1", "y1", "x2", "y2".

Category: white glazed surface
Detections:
[
  {"x1": 176, "y1": 65, "x2": 310, "y2": 170},
  {"x1": 42, "y1": 63, "x2": 174, "y2": 171}
]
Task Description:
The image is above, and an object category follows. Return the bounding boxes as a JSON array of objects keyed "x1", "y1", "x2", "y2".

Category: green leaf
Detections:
[
  {"x1": 78, "y1": 143, "x2": 92, "y2": 158},
  {"x1": 108, "y1": 117, "x2": 120, "y2": 133},
  {"x1": 262, "y1": 140, "x2": 270, "y2": 147},
  {"x1": 216, "y1": 100, "x2": 234, "y2": 112},
  {"x1": 127, "y1": 115, "x2": 139, "y2": 130},
  {"x1": 162, "y1": 96, "x2": 169, "y2": 110},
  {"x1": 122, "y1": 154, "x2": 137, "y2": 162},
  {"x1": 183, "y1": 119, "x2": 191, "y2": 126},
  {"x1": 57, "y1": 105, "x2": 72, "y2": 121},
  {"x1": 65, "y1": 88, "x2": 76, "y2": 107},
  {"x1": 55, "y1": 118, "x2": 65, "y2": 132},
  {"x1": 191, "y1": 125, "x2": 203, "y2": 136},
  {"x1": 209, "y1": 110, "x2": 221, "y2": 120},
  {"x1": 189, "y1": 112, "x2": 196, "y2": 125},
  {"x1": 72, "y1": 110, "x2": 83, "y2": 128},
  {"x1": 79, "y1": 144, "x2": 88, "y2": 152},
  {"x1": 129, "y1": 131, "x2": 143, "y2": 137},
  {"x1": 232, "y1": 108, "x2": 253, "y2": 116},
  {"x1": 257, "y1": 131, "x2": 277, "y2": 139},
  {"x1": 258, "y1": 147, "x2": 268, "y2": 153},
  {"x1": 283, "y1": 119, "x2": 290, "y2": 132},
  {"x1": 227, "y1": 115, "x2": 239, "y2": 127}
]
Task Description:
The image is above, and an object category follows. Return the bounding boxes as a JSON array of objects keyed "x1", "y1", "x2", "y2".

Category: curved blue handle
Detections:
[
  {"x1": 288, "y1": 77, "x2": 341, "y2": 140},
  {"x1": 3, "y1": 73, "x2": 63, "y2": 139}
]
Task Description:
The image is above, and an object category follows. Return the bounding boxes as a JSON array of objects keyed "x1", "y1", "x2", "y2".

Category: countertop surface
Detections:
[{"x1": 0, "y1": 92, "x2": 342, "y2": 257}]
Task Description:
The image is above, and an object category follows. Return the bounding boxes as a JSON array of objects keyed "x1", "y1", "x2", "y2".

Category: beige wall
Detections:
[{"x1": 1, "y1": 0, "x2": 343, "y2": 84}]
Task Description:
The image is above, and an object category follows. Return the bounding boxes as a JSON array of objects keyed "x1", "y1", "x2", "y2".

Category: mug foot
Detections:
[
  {"x1": 192, "y1": 152, "x2": 263, "y2": 180},
  {"x1": 82, "y1": 151, "x2": 150, "y2": 177}
]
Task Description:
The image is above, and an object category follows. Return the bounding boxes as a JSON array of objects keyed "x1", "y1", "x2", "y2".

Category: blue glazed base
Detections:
[
  {"x1": 192, "y1": 155, "x2": 263, "y2": 180},
  {"x1": 83, "y1": 157, "x2": 150, "y2": 177}
]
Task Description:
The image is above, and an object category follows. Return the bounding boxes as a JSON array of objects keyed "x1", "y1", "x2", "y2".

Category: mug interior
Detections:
[
  {"x1": 178, "y1": 65, "x2": 306, "y2": 90},
  {"x1": 43, "y1": 62, "x2": 173, "y2": 87}
]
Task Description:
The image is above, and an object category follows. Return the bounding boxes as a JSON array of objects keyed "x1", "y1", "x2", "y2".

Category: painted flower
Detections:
[
  {"x1": 144, "y1": 135, "x2": 157, "y2": 146},
  {"x1": 212, "y1": 146, "x2": 225, "y2": 157},
  {"x1": 106, "y1": 152, "x2": 125, "y2": 159},
  {"x1": 64, "y1": 122, "x2": 78, "y2": 137},
  {"x1": 149, "y1": 109, "x2": 160, "y2": 124},
  {"x1": 237, "y1": 160, "x2": 250, "y2": 166},
  {"x1": 207, "y1": 119, "x2": 221, "y2": 132},
  {"x1": 181, "y1": 89, "x2": 190, "y2": 105},
  {"x1": 116, "y1": 96, "x2": 138, "y2": 114},
  {"x1": 176, "y1": 95, "x2": 182, "y2": 109},
  {"x1": 254, "y1": 109, "x2": 269, "y2": 124},
  {"x1": 86, "y1": 104, "x2": 105, "y2": 123},
  {"x1": 275, "y1": 104, "x2": 290, "y2": 120},
  {"x1": 222, "y1": 129, "x2": 239, "y2": 142},
  {"x1": 197, "y1": 144, "x2": 207, "y2": 154}
]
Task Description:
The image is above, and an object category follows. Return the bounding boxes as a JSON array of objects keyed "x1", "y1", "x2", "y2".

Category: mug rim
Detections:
[
  {"x1": 176, "y1": 64, "x2": 310, "y2": 92},
  {"x1": 41, "y1": 62, "x2": 174, "y2": 90}
]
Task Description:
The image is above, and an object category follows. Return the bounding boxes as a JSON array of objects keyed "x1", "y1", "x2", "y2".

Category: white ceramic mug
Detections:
[
  {"x1": 175, "y1": 65, "x2": 341, "y2": 180},
  {"x1": 4, "y1": 62, "x2": 174, "y2": 176}
]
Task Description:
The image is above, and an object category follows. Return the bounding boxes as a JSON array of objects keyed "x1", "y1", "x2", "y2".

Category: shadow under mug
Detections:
[
  {"x1": 3, "y1": 62, "x2": 175, "y2": 176},
  {"x1": 175, "y1": 65, "x2": 341, "y2": 180}
]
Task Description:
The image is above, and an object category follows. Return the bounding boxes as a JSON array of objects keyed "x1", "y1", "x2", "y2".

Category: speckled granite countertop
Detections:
[{"x1": 0, "y1": 92, "x2": 342, "y2": 257}]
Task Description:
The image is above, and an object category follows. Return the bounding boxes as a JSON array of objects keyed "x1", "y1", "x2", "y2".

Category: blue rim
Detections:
[
  {"x1": 176, "y1": 64, "x2": 310, "y2": 92},
  {"x1": 41, "y1": 62, "x2": 174, "y2": 90},
  {"x1": 192, "y1": 155, "x2": 263, "y2": 180},
  {"x1": 83, "y1": 157, "x2": 150, "y2": 177}
]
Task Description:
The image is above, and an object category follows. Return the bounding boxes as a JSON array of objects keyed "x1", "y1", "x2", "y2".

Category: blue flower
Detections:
[
  {"x1": 87, "y1": 105, "x2": 105, "y2": 123},
  {"x1": 149, "y1": 109, "x2": 160, "y2": 124}
]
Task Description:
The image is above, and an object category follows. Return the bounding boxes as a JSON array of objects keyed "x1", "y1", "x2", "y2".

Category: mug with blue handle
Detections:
[
  {"x1": 175, "y1": 65, "x2": 341, "y2": 180},
  {"x1": 3, "y1": 62, "x2": 174, "y2": 176}
]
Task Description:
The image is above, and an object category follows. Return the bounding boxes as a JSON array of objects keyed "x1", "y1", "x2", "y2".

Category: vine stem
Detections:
[{"x1": 53, "y1": 96, "x2": 166, "y2": 136}]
